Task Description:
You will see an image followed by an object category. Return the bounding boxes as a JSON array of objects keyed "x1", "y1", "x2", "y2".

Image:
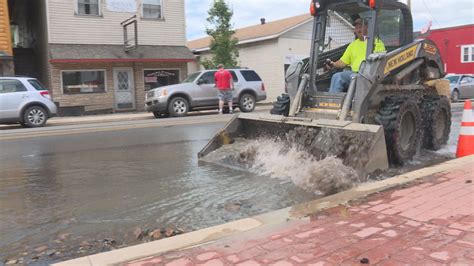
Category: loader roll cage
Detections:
[{"x1": 309, "y1": 0, "x2": 413, "y2": 93}]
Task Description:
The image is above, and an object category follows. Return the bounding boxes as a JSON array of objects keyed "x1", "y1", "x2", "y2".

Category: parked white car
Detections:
[
  {"x1": 0, "y1": 77, "x2": 57, "y2": 127},
  {"x1": 446, "y1": 74, "x2": 474, "y2": 102},
  {"x1": 145, "y1": 69, "x2": 267, "y2": 118}
]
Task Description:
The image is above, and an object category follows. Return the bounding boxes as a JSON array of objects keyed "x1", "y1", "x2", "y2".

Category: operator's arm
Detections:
[
  {"x1": 332, "y1": 60, "x2": 348, "y2": 69},
  {"x1": 327, "y1": 43, "x2": 351, "y2": 70}
]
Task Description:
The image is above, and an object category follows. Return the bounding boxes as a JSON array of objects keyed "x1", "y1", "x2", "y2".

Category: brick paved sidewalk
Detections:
[{"x1": 127, "y1": 164, "x2": 474, "y2": 265}]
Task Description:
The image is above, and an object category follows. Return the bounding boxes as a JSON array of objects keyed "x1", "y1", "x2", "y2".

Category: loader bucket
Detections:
[{"x1": 198, "y1": 113, "x2": 389, "y2": 175}]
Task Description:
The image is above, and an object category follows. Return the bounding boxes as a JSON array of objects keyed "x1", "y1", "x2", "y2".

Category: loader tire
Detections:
[
  {"x1": 421, "y1": 96, "x2": 451, "y2": 150},
  {"x1": 270, "y1": 94, "x2": 290, "y2": 116},
  {"x1": 376, "y1": 97, "x2": 422, "y2": 165}
]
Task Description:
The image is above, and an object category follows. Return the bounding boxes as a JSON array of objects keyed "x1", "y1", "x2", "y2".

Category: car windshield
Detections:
[
  {"x1": 446, "y1": 76, "x2": 460, "y2": 84},
  {"x1": 182, "y1": 72, "x2": 201, "y2": 83}
]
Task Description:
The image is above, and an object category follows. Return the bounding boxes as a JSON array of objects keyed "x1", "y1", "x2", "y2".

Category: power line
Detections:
[{"x1": 421, "y1": 0, "x2": 442, "y2": 28}]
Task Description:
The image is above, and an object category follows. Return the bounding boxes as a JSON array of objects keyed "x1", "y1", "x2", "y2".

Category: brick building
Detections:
[
  {"x1": 420, "y1": 24, "x2": 474, "y2": 74},
  {"x1": 8, "y1": 0, "x2": 194, "y2": 115}
]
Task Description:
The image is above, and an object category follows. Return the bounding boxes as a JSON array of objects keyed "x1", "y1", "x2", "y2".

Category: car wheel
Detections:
[
  {"x1": 168, "y1": 97, "x2": 189, "y2": 117},
  {"x1": 239, "y1": 93, "x2": 256, "y2": 112},
  {"x1": 23, "y1": 106, "x2": 48, "y2": 127},
  {"x1": 153, "y1": 111, "x2": 169, "y2": 119},
  {"x1": 153, "y1": 111, "x2": 162, "y2": 119},
  {"x1": 451, "y1": 89, "x2": 459, "y2": 102}
]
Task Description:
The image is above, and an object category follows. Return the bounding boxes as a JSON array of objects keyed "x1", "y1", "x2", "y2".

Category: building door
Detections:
[{"x1": 113, "y1": 68, "x2": 135, "y2": 110}]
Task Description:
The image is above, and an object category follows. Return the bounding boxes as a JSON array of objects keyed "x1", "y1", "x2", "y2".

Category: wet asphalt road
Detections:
[
  {"x1": 0, "y1": 114, "x2": 318, "y2": 264},
  {"x1": 0, "y1": 102, "x2": 466, "y2": 264}
]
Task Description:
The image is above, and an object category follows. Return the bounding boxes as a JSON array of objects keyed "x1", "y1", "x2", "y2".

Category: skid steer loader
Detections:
[{"x1": 198, "y1": 0, "x2": 451, "y2": 175}]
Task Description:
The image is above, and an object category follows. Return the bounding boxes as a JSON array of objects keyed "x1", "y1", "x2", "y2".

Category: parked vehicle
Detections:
[
  {"x1": 145, "y1": 69, "x2": 266, "y2": 118},
  {"x1": 0, "y1": 77, "x2": 57, "y2": 127},
  {"x1": 446, "y1": 74, "x2": 474, "y2": 102}
]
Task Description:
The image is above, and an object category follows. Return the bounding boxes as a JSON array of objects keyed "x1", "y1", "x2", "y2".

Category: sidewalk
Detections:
[
  {"x1": 58, "y1": 155, "x2": 474, "y2": 266},
  {"x1": 47, "y1": 105, "x2": 273, "y2": 126},
  {"x1": 48, "y1": 112, "x2": 153, "y2": 126}
]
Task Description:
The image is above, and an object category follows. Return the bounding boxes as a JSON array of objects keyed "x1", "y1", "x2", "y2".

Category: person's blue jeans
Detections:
[{"x1": 329, "y1": 70, "x2": 355, "y2": 93}]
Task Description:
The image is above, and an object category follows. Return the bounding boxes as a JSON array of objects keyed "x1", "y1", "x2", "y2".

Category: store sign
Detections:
[
  {"x1": 107, "y1": 0, "x2": 137, "y2": 13},
  {"x1": 144, "y1": 69, "x2": 180, "y2": 91},
  {"x1": 147, "y1": 70, "x2": 177, "y2": 77},
  {"x1": 145, "y1": 76, "x2": 157, "y2": 83}
]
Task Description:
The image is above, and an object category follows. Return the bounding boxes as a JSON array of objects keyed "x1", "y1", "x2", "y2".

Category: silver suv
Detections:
[
  {"x1": 0, "y1": 77, "x2": 57, "y2": 127},
  {"x1": 145, "y1": 69, "x2": 266, "y2": 118}
]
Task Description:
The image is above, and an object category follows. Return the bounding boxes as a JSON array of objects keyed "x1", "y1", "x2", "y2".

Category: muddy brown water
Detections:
[
  {"x1": 0, "y1": 123, "x2": 317, "y2": 264},
  {"x1": 0, "y1": 104, "x2": 462, "y2": 264}
]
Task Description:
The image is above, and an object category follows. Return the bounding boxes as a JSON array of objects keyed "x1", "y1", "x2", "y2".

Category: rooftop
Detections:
[
  {"x1": 48, "y1": 44, "x2": 196, "y2": 63},
  {"x1": 187, "y1": 14, "x2": 313, "y2": 52}
]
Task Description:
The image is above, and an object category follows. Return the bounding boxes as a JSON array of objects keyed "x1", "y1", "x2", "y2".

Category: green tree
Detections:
[{"x1": 201, "y1": 0, "x2": 239, "y2": 69}]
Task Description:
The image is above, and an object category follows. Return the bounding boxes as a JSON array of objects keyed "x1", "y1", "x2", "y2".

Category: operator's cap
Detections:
[{"x1": 353, "y1": 17, "x2": 368, "y2": 26}]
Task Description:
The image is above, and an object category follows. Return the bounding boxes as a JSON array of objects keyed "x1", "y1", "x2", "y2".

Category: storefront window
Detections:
[
  {"x1": 143, "y1": 69, "x2": 180, "y2": 91},
  {"x1": 62, "y1": 70, "x2": 106, "y2": 94}
]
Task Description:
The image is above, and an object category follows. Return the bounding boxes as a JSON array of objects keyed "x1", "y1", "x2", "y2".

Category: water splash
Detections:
[
  {"x1": 205, "y1": 135, "x2": 363, "y2": 196},
  {"x1": 239, "y1": 139, "x2": 362, "y2": 195}
]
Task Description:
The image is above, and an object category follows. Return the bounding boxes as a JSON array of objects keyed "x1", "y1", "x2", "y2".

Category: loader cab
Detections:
[
  {"x1": 303, "y1": 0, "x2": 413, "y2": 96},
  {"x1": 313, "y1": 0, "x2": 413, "y2": 51},
  {"x1": 371, "y1": 8, "x2": 413, "y2": 51}
]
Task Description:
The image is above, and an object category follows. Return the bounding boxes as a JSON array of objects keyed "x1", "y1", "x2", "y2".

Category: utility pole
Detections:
[{"x1": 407, "y1": 0, "x2": 411, "y2": 10}]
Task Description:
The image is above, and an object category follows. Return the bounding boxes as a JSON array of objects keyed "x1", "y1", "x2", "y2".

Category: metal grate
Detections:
[
  {"x1": 117, "y1": 103, "x2": 133, "y2": 109},
  {"x1": 325, "y1": 10, "x2": 355, "y2": 52}
]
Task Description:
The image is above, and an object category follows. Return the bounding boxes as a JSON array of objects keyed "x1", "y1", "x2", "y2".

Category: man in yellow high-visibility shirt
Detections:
[{"x1": 326, "y1": 17, "x2": 386, "y2": 93}]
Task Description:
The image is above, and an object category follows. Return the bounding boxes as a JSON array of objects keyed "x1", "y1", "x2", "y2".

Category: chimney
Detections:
[{"x1": 260, "y1": 18, "x2": 266, "y2": 25}]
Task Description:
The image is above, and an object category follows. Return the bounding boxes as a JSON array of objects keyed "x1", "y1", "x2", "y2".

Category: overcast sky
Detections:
[{"x1": 185, "y1": 0, "x2": 474, "y2": 41}]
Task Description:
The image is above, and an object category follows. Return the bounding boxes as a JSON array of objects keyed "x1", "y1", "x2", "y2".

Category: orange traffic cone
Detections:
[{"x1": 456, "y1": 100, "x2": 474, "y2": 158}]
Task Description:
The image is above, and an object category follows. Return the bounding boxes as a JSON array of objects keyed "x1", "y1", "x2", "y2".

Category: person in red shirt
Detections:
[{"x1": 214, "y1": 64, "x2": 234, "y2": 114}]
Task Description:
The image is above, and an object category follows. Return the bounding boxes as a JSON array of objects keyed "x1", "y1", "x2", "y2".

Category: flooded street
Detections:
[
  {"x1": 0, "y1": 103, "x2": 464, "y2": 264},
  {"x1": 0, "y1": 120, "x2": 317, "y2": 264}
]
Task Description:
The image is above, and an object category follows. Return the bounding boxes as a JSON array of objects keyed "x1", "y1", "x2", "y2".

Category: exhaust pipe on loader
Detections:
[{"x1": 198, "y1": 113, "x2": 389, "y2": 175}]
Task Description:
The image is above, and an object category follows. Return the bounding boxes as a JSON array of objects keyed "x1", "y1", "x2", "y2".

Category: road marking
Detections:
[{"x1": 0, "y1": 117, "x2": 229, "y2": 141}]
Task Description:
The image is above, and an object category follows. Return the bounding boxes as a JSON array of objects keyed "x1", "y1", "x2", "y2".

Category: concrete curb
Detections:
[
  {"x1": 55, "y1": 155, "x2": 474, "y2": 266},
  {"x1": 47, "y1": 105, "x2": 272, "y2": 127},
  {"x1": 48, "y1": 113, "x2": 153, "y2": 126}
]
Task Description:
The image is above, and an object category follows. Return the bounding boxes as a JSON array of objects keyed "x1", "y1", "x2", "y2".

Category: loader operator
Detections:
[{"x1": 326, "y1": 17, "x2": 386, "y2": 93}]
